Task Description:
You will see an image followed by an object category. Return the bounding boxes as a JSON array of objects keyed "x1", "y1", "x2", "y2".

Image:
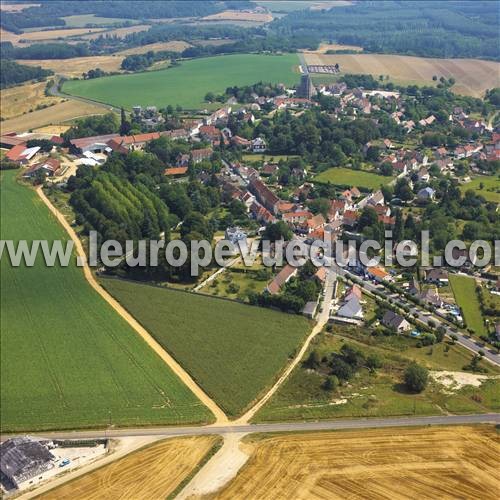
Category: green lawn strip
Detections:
[
  {"x1": 63, "y1": 53, "x2": 300, "y2": 110},
  {"x1": 252, "y1": 329, "x2": 498, "y2": 423},
  {"x1": 449, "y1": 274, "x2": 487, "y2": 335},
  {"x1": 314, "y1": 167, "x2": 393, "y2": 190},
  {"x1": 1, "y1": 171, "x2": 212, "y2": 432},
  {"x1": 100, "y1": 278, "x2": 311, "y2": 417}
]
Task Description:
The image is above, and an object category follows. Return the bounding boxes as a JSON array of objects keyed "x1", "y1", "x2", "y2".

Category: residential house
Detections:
[
  {"x1": 425, "y1": 268, "x2": 449, "y2": 285},
  {"x1": 367, "y1": 266, "x2": 392, "y2": 282},
  {"x1": 249, "y1": 177, "x2": 280, "y2": 214},
  {"x1": 191, "y1": 148, "x2": 213, "y2": 164},
  {"x1": 337, "y1": 296, "x2": 363, "y2": 319},
  {"x1": 382, "y1": 310, "x2": 411, "y2": 332},
  {"x1": 417, "y1": 187, "x2": 436, "y2": 201},
  {"x1": 231, "y1": 135, "x2": 251, "y2": 149},
  {"x1": 252, "y1": 137, "x2": 267, "y2": 153},
  {"x1": 267, "y1": 264, "x2": 298, "y2": 294},
  {"x1": 164, "y1": 166, "x2": 188, "y2": 177}
]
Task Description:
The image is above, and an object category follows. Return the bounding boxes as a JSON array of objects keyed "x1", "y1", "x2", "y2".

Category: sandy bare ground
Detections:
[
  {"x1": 18, "y1": 436, "x2": 163, "y2": 500},
  {"x1": 37, "y1": 436, "x2": 220, "y2": 500},
  {"x1": 431, "y1": 370, "x2": 494, "y2": 392},
  {"x1": 177, "y1": 433, "x2": 250, "y2": 499},
  {"x1": 303, "y1": 52, "x2": 500, "y2": 97},
  {"x1": 36, "y1": 187, "x2": 228, "y2": 424},
  {"x1": 1, "y1": 100, "x2": 106, "y2": 134},
  {"x1": 213, "y1": 426, "x2": 500, "y2": 499}
]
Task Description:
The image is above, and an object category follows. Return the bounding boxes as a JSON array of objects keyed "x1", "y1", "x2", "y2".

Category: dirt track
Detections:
[
  {"x1": 39, "y1": 436, "x2": 219, "y2": 500},
  {"x1": 36, "y1": 187, "x2": 228, "y2": 424},
  {"x1": 213, "y1": 426, "x2": 500, "y2": 499}
]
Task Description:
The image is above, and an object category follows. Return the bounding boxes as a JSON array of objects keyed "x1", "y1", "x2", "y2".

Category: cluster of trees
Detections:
[
  {"x1": 252, "y1": 109, "x2": 380, "y2": 166},
  {"x1": 224, "y1": 82, "x2": 283, "y2": 103},
  {"x1": 82, "y1": 68, "x2": 112, "y2": 80},
  {"x1": 270, "y1": 1, "x2": 499, "y2": 60},
  {"x1": 62, "y1": 113, "x2": 120, "y2": 143},
  {"x1": 121, "y1": 50, "x2": 177, "y2": 71},
  {"x1": 0, "y1": 60, "x2": 53, "y2": 88},
  {"x1": 2, "y1": 42, "x2": 90, "y2": 60}
]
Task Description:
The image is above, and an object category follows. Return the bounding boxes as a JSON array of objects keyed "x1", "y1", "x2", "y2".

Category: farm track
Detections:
[{"x1": 35, "y1": 187, "x2": 228, "y2": 425}]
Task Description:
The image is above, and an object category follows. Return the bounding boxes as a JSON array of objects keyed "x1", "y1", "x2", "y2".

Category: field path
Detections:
[
  {"x1": 36, "y1": 187, "x2": 228, "y2": 425},
  {"x1": 237, "y1": 267, "x2": 337, "y2": 424}
]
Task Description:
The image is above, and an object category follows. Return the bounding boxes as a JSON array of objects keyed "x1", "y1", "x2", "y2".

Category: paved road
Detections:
[
  {"x1": 5, "y1": 414, "x2": 498, "y2": 442},
  {"x1": 333, "y1": 263, "x2": 500, "y2": 366}
]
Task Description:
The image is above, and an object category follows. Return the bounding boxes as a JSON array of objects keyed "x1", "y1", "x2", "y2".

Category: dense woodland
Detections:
[
  {"x1": 0, "y1": 60, "x2": 52, "y2": 88},
  {"x1": 271, "y1": 1, "x2": 499, "y2": 60}
]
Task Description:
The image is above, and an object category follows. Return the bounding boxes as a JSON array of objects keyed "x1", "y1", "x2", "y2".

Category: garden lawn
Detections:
[
  {"x1": 449, "y1": 274, "x2": 487, "y2": 335},
  {"x1": 315, "y1": 167, "x2": 393, "y2": 190},
  {"x1": 63, "y1": 53, "x2": 300, "y2": 110},
  {"x1": 0, "y1": 171, "x2": 211, "y2": 432},
  {"x1": 100, "y1": 278, "x2": 311, "y2": 417}
]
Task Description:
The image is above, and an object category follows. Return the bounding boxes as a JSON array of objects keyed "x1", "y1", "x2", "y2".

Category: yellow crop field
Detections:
[
  {"x1": 0, "y1": 81, "x2": 62, "y2": 120},
  {"x1": 202, "y1": 10, "x2": 273, "y2": 23},
  {"x1": 216, "y1": 426, "x2": 500, "y2": 499},
  {"x1": 40, "y1": 436, "x2": 220, "y2": 500},
  {"x1": 303, "y1": 52, "x2": 500, "y2": 97},
  {"x1": 117, "y1": 40, "x2": 192, "y2": 56},
  {"x1": 19, "y1": 27, "x2": 106, "y2": 41},
  {"x1": 19, "y1": 55, "x2": 124, "y2": 77},
  {"x1": 1, "y1": 100, "x2": 107, "y2": 134},
  {"x1": 0, "y1": 3, "x2": 39, "y2": 11}
]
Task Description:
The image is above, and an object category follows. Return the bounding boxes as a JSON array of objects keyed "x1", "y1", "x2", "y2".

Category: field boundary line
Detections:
[{"x1": 36, "y1": 186, "x2": 229, "y2": 425}]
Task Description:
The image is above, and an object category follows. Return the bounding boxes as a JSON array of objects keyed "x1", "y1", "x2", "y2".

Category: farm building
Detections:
[
  {"x1": 69, "y1": 134, "x2": 119, "y2": 154},
  {"x1": 0, "y1": 437, "x2": 55, "y2": 490},
  {"x1": 23, "y1": 158, "x2": 61, "y2": 178},
  {"x1": 5, "y1": 145, "x2": 40, "y2": 165}
]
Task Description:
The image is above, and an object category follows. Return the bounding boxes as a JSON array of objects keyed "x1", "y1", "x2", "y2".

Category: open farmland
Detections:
[
  {"x1": 303, "y1": 52, "x2": 500, "y2": 97},
  {"x1": 215, "y1": 426, "x2": 500, "y2": 499},
  {"x1": 80, "y1": 24, "x2": 151, "y2": 40},
  {"x1": 62, "y1": 53, "x2": 300, "y2": 110},
  {"x1": 40, "y1": 436, "x2": 221, "y2": 500},
  {"x1": 450, "y1": 274, "x2": 487, "y2": 335},
  {"x1": 1, "y1": 99, "x2": 108, "y2": 134},
  {"x1": 0, "y1": 171, "x2": 211, "y2": 431},
  {"x1": 460, "y1": 175, "x2": 500, "y2": 203},
  {"x1": 100, "y1": 278, "x2": 311, "y2": 417},
  {"x1": 315, "y1": 167, "x2": 393, "y2": 189},
  {"x1": 17, "y1": 27, "x2": 106, "y2": 41},
  {"x1": 19, "y1": 55, "x2": 125, "y2": 77},
  {"x1": 61, "y1": 14, "x2": 142, "y2": 27},
  {"x1": 202, "y1": 10, "x2": 273, "y2": 23},
  {"x1": 116, "y1": 40, "x2": 192, "y2": 56},
  {"x1": 0, "y1": 81, "x2": 63, "y2": 120}
]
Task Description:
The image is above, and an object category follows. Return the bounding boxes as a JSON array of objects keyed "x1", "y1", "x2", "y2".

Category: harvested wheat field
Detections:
[
  {"x1": 202, "y1": 10, "x2": 273, "y2": 23},
  {"x1": 81, "y1": 24, "x2": 151, "y2": 40},
  {"x1": 32, "y1": 124, "x2": 71, "y2": 134},
  {"x1": 1, "y1": 100, "x2": 107, "y2": 134},
  {"x1": 18, "y1": 27, "x2": 106, "y2": 42},
  {"x1": 0, "y1": 81, "x2": 62, "y2": 120},
  {"x1": 303, "y1": 52, "x2": 500, "y2": 97},
  {"x1": 214, "y1": 426, "x2": 500, "y2": 499},
  {"x1": 117, "y1": 40, "x2": 192, "y2": 56},
  {"x1": 0, "y1": 28, "x2": 23, "y2": 45},
  {"x1": 0, "y1": 3, "x2": 39, "y2": 11},
  {"x1": 41, "y1": 436, "x2": 221, "y2": 500},
  {"x1": 19, "y1": 55, "x2": 125, "y2": 77},
  {"x1": 305, "y1": 42, "x2": 363, "y2": 53}
]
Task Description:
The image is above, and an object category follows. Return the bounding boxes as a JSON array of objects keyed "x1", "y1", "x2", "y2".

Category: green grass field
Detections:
[
  {"x1": 315, "y1": 167, "x2": 393, "y2": 189},
  {"x1": 100, "y1": 278, "x2": 311, "y2": 417},
  {"x1": 253, "y1": 328, "x2": 498, "y2": 423},
  {"x1": 460, "y1": 175, "x2": 500, "y2": 203},
  {"x1": 63, "y1": 53, "x2": 300, "y2": 110},
  {"x1": 449, "y1": 274, "x2": 487, "y2": 335},
  {"x1": 0, "y1": 171, "x2": 211, "y2": 431}
]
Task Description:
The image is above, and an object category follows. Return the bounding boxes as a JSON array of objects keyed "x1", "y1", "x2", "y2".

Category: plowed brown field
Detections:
[
  {"x1": 40, "y1": 436, "x2": 220, "y2": 500},
  {"x1": 214, "y1": 426, "x2": 500, "y2": 499}
]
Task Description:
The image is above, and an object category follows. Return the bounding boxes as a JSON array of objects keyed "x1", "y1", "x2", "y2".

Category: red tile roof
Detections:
[{"x1": 164, "y1": 166, "x2": 188, "y2": 176}]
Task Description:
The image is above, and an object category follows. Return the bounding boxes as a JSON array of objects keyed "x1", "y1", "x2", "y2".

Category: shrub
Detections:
[{"x1": 404, "y1": 362, "x2": 429, "y2": 393}]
